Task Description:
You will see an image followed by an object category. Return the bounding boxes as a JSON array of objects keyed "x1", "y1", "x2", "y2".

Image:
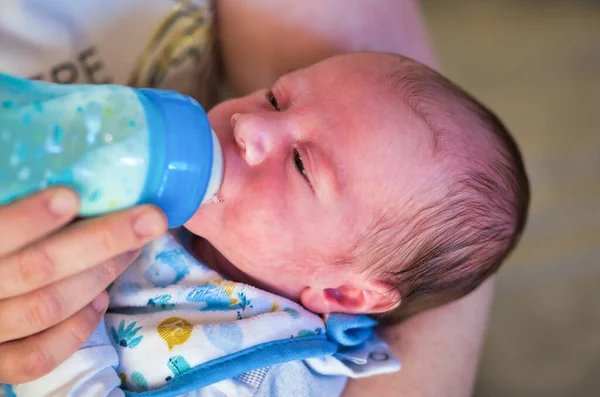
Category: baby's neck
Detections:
[{"x1": 191, "y1": 236, "x2": 277, "y2": 293}]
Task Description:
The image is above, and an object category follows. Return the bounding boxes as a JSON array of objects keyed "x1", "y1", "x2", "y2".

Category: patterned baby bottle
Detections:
[{"x1": 0, "y1": 73, "x2": 223, "y2": 227}]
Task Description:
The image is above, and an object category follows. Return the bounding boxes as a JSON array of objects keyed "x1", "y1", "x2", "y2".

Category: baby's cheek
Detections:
[
  {"x1": 232, "y1": 210, "x2": 298, "y2": 261},
  {"x1": 223, "y1": 201, "x2": 268, "y2": 243}
]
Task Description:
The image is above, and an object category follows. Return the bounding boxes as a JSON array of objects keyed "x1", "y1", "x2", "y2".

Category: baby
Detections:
[
  {"x1": 189, "y1": 51, "x2": 529, "y2": 321},
  {"x1": 9, "y1": 52, "x2": 529, "y2": 396}
]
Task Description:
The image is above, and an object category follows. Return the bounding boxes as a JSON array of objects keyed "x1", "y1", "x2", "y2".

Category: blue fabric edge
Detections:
[
  {"x1": 123, "y1": 335, "x2": 338, "y2": 397},
  {"x1": 326, "y1": 314, "x2": 378, "y2": 347},
  {"x1": 2, "y1": 384, "x2": 16, "y2": 397}
]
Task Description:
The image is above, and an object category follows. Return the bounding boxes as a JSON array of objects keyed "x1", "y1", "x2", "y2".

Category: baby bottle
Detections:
[{"x1": 0, "y1": 73, "x2": 223, "y2": 228}]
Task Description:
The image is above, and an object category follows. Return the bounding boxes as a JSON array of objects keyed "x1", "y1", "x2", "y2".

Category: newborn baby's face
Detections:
[{"x1": 185, "y1": 54, "x2": 438, "y2": 304}]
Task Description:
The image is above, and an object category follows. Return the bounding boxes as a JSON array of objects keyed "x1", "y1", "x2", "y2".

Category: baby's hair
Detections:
[{"x1": 354, "y1": 55, "x2": 530, "y2": 322}]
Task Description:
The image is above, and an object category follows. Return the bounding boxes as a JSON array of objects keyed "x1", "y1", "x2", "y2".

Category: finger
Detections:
[
  {"x1": 0, "y1": 249, "x2": 141, "y2": 342},
  {"x1": 0, "y1": 292, "x2": 109, "y2": 384},
  {"x1": 0, "y1": 204, "x2": 166, "y2": 299},
  {"x1": 0, "y1": 187, "x2": 79, "y2": 256}
]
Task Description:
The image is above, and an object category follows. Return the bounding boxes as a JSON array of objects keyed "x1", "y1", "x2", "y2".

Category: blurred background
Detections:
[{"x1": 419, "y1": 1, "x2": 600, "y2": 396}]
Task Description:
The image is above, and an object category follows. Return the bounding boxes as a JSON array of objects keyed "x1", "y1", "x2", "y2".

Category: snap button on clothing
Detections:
[{"x1": 369, "y1": 351, "x2": 389, "y2": 361}]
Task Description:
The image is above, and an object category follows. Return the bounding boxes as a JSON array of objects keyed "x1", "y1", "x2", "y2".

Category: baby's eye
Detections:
[
  {"x1": 294, "y1": 149, "x2": 309, "y2": 181},
  {"x1": 267, "y1": 91, "x2": 280, "y2": 111}
]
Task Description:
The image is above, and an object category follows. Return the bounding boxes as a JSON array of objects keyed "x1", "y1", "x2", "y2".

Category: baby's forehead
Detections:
[{"x1": 285, "y1": 53, "x2": 401, "y2": 94}]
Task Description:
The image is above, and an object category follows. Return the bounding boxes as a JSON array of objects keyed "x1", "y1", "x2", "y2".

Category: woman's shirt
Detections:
[{"x1": 0, "y1": 0, "x2": 220, "y2": 108}]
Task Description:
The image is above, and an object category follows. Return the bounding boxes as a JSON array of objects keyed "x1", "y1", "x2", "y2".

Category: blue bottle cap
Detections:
[{"x1": 137, "y1": 88, "x2": 223, "y2": 228}]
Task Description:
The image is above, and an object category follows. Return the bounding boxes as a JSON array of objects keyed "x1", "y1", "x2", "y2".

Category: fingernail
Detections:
[
  {"x1": 133, "y1": 210, "x2": 166, "y2": 237},
  {"x1": 49, "y1": 190, "x2": 78, "y2": 216},
  {"x1": 91, "y1": 291, "x2": 109, "y2": 313}
]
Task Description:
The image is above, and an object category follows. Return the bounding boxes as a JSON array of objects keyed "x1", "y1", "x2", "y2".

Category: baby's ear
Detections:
[{"x1": 300, "y1": 282, "x2": 400, "y2": 314}]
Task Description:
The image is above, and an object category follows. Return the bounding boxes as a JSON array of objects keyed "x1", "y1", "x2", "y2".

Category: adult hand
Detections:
[{"x1": 0, "y1": 187, "x2": 167, "y2": 384}]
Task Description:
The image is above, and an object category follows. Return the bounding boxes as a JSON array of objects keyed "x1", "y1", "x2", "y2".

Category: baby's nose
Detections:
[{"x1": 232, "y1": 113, "x2": 285, "y2": 166}]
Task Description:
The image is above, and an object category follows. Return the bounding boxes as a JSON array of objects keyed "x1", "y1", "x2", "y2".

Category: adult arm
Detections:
[
  {"x1": 343, "y1": 278, "x2": 495, "y2": 397},
  {"x1": 216, "y1": 0, "x2": 439, "y2": 96}
]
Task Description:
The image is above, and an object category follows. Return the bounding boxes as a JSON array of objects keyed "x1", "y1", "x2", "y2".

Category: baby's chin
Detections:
[{"x1": 183, "y1": 203, "x2": 218, "y2": 238}]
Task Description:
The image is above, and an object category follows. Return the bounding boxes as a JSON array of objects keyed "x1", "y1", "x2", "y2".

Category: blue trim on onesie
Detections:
[{"x1": 123, "y1": 336, "x2": 337, "y2": 397}]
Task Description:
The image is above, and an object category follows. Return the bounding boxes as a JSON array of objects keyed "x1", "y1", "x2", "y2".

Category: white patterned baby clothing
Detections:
[{"x1": 106, "y1": 232, "x2": 331, "y2": 392}]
